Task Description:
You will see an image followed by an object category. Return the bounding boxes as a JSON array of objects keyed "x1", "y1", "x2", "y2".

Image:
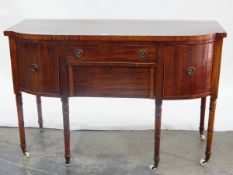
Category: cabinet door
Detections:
[
  {"x1": 17, "y1": 40, "x2": 60, "y2": 96},
  {"x1": 68, "y1": 65, "x2": 155, "y2": 98},
  {"x1": 162, "y1": 43, "x2": 214, "y2": 99}
]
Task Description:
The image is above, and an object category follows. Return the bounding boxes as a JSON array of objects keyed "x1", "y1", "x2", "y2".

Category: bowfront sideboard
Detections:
[{"x1": 4, "y1": 19, "x2": 226, "y2": 168}]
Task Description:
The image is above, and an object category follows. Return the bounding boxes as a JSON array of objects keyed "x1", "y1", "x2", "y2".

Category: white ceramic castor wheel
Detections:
[
  {"x1": 24, "y1": 152, "x2": 30, "y2": 158},
  {"x1": 200, "y1": 158, "x2": 207, "y2": 166},
  {"x1": 149, "y1": 164, "x2": 157, "y2": 170},
  {"x1": 65, "y1": 159, "x2": 70, "y2": 166},
  {"x1": 40, "y1": 128, "x2": 44, "y2": 132},
  {"x1": 200, "y1": 134, "x2": 205, "y2": 141}
]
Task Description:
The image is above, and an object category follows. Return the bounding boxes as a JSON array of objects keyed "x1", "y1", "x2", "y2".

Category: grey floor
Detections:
[{"x1": 0, "y1": 128, "x2": 232, "y2": 175}]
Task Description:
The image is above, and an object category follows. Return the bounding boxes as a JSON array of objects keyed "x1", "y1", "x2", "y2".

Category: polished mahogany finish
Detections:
[
  {"x1": 71, "y1": 66, "x2": 154, "y2": 98},
  {"x1": 163, "y1": 42, "x2": 214, "y2": 99},
  {"x1": 16, "y1": 39, "x2": 60, "y2": 96},
  {"x1": 65, "y1": 44, "x2": 156, "y2": 63},
  {"x1": 4, "y1": 19, "x2": 226, "y2": 167},
  {"x1": 4, "y1": 19, "x2": 226, "y2": 41}
]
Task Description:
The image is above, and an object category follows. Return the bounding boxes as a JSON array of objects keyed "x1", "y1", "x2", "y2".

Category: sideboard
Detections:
[{"x1": 4, "y1": 19, "x2": 227, "y2": 169}]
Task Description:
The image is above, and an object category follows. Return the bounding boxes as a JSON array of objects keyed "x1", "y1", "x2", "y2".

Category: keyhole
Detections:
[
  {"x1": 108, "y1": 47, "x2": 112, "y2": 53},
  {"x1": 107, "y1": 67, "x2": 112, "y2": 73}
]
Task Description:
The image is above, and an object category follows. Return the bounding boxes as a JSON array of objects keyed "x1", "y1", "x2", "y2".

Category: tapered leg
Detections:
[
  {"x1": 36, "y1": 95, "x2": 43, "y2": 132},
  {"x1": 200, "y1": 96, "x2": 217, "y2": 165},
  {"x1": 150, "y1": 99, "x2": 162, "y2": 170},
  {"x1": 199, "y1": 97, "x2": 206, "y2": 140},
  {"x1": 61, "y1": 97, "x2": 71, "y2": 165},
  {"x1": 15, "y1": 92, "x2": 29, "y2": 158}
]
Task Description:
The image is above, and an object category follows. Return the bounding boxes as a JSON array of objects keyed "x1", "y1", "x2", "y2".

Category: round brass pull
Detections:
[
  {"x1": 139, "y1": 50, "x2": 148, "y2": 58},
  {"x1": 30, "y1": 64, "x2": 39, "y2": 73},
  {"x1": 74, "y1": 49, "x2": 83, "y2": 58},
  {"x1": 187, "y1": 66, "x2": 195, "y2": 76}
]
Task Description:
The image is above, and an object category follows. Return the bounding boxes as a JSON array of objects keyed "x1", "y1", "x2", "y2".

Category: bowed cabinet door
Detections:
[
  {"x1": 161, "y1": 42, "x2": 214, "y2": 99},
  {"x1": 16, "y1": 40, "x2": 60, "y2": 96}
]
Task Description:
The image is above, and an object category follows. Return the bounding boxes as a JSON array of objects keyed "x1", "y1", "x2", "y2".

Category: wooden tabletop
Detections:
[{"x1": 4, "y1": 19, "x2": 227, "y2": 41}]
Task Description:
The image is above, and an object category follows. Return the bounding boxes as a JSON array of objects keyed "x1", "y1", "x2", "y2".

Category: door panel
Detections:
[
  {"x1": 69, "y1": 65, "x2": 155, "y2": 98},
  {"x1": 163, "y1": 42, "x2": 214, "y2": 98},
  {"x1": 17, "y1": 40, "x2": 60, "y2": 95}
]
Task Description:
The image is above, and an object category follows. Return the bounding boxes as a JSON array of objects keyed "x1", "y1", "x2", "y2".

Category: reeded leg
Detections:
[
  {"x1": 150, "y1": 99, "x2": 162, "y2": 170},
  {"x1": 15, "y1": 92, "x2": 30, "y2": 158},
  {"x1": 61, "y1": 97, "x2": 71, "y2": 165},
  {"x1": 36, "y1": 95, "x2": 43, "y2": 132},
  {"x1": 200, "y1": 96, "x2": 217, "y2": 165},
  {"x1": 199, "y1": 97, "x2": 206, "y2": 140}
]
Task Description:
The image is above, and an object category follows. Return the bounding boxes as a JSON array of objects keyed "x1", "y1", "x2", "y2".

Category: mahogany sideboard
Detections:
[{"x1": 4, "y1": 19, "x2": 227, "y2": 168}]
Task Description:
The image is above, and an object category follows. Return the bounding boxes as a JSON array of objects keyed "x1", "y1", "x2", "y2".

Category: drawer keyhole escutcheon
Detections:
[
  {"x1": 30, "y1": 64, "x2": 39, "y2": 73},
  {"x1": 187, "y1": 66, "x2": 195, "y2": 76},
  {"x1": 189, "y1": 48, "x2": 193, "y2": 53},
  {"x1": 74, "y1": 49, "x2": 83, "y2": 58},
  {"x1": 139, "y1": 50, "x2": 148, "y2": 58},
  {"x1": 107, "y1": 67, "x2": 112, "y2": 73},
  {"x1": 108, "y1": 47, "x2": 112, "y2": 53}
]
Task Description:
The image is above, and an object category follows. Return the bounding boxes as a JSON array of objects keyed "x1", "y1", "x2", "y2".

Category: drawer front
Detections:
[
  {"x1": 65, "y1": 45, "x2": 156, "y2": 63},
  {"x1": 163, "y1": 42, "x2": 214, "y2": 98},
  {"x1": 69, "y1": 65, "x2": 155, "y2": 98},
  {"x1": 17, "y1": 41, "x2": 60, "y2": 95}
]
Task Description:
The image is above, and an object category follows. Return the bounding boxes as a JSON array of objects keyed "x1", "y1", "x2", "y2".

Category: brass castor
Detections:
[{"x1": 200, "y1": 158, "x2": 207, "y2": 166}]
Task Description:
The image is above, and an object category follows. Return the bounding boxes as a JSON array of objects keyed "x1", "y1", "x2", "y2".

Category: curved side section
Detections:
[
  {"x1": 160, "y1": 42, "x2": 215, "y2": 99},
  {"x1": 16, "y1": 39, "x2": 61, "y2": 96},
  {"x1": 163, "y1": 92, "x2": 211, "y2": 100},
  {"x1": 20, "y1": 88, "x2": 60, "y2": 97}
]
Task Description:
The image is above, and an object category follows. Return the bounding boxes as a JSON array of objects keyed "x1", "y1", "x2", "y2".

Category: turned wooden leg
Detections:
[
  {"x1": 200, "y1": 96, "x2": 217, "y2": 165},
  {"x1": 150, "y1": 99, "x2": 162, "y2": 170},
  {"x1": 15, "y1": 92, "x2": 29, "y2": 158},
  {"x1": 199, "y1": 97, "x2": 206, "y2": 140},
  {"x1": 36, "y1": 95, "x2": 43, "y2": 132},
  {"x1": 61, "y1": 97, "x2": 71, "y2": 165}
]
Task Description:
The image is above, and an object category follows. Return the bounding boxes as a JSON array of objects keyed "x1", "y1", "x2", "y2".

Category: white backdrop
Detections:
[{"x1": 0, "y1": 0, "x2": 232, "y2": 131}]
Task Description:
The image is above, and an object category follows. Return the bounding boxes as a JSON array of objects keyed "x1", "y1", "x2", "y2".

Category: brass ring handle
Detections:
[
  {"x1": 74, "y1": 49, "x2": 83, "y2": 58},
  {"x1": 139, "y1": 50, "x2": 148, "y2": 58},
  {"x1": 187, "y1": 66, "x2": 195, "y2": 76},
  {"x1": 30, "y1": 64, "x2": 39, "y2": 73}
]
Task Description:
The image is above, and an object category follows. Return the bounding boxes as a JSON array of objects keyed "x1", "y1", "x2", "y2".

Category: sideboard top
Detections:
[{"x1": 4, "y1": 19, "x2": 227, "y2": 41}]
